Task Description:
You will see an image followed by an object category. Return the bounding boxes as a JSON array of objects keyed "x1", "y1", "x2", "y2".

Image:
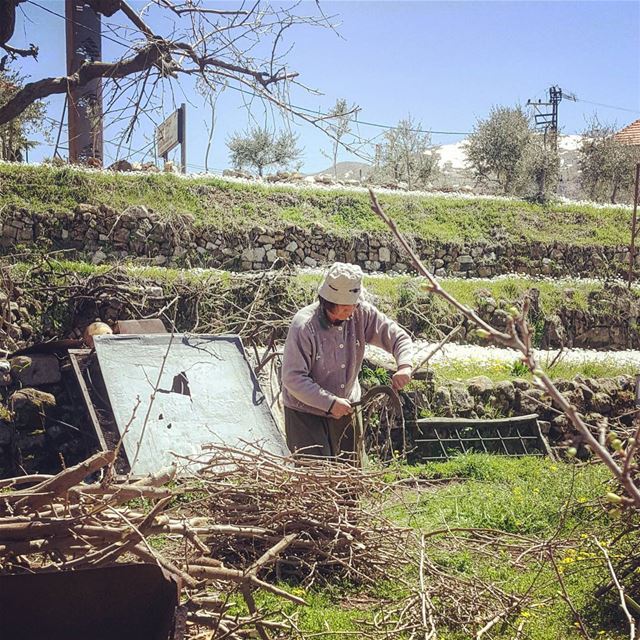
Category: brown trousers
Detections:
[{"x1": 284, "y1": 407, "x2": 363, "y2": 463}]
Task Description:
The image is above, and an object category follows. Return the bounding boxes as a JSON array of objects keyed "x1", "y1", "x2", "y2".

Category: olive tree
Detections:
[
  {"x1": 514, "y1": 135, "x2": 560, "y2": 202},
  {"x1": 466, "y1": 105, "x2": 533, "y2": 194},
  {"x1": 579, "y1": 118, "x2": 639, "y2": 204},
  {"x1": 227, "y1": 127, "x2": 302, "y2": 177},
  {"x1": 0, "y1": 70, "x2": 47, "y2": 161}
]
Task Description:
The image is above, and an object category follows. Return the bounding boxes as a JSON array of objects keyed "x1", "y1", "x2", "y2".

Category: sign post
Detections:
[{"x1": 156, "y1": 104, "x2": 186, "y2": 173}]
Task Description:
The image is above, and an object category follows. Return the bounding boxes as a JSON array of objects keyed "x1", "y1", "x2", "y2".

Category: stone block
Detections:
[
  {"x1": 10, "y1": 388, "x2": 56, "y2": 430},
  {"x1": 11, "y1": 355, "x2": 61, "y2": 386}
]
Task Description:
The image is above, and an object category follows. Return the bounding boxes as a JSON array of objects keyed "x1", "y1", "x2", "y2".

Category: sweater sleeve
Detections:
[
  {"x1": 282, "y1": 321, "x2": 337, "y2": 413},
  {"x1": 362, "y1": 304, "x2": 413, "y2": 369}
]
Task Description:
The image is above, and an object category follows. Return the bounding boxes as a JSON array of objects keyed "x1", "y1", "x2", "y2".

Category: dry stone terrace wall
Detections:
[
  {"x1": 406, "y1": 373, "x2": 637, "y2": 445},
  {"x1": 0, "y1": 204, "x2": 636, "y2": 278}
]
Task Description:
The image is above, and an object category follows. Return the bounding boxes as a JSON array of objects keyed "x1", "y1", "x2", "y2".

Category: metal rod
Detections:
[
  {"x1": 628, "y1": 163, "x2": 640, "y2": 289},
  {"x1": 180, "y1": 103, "x2": 187, "y2": 174}
]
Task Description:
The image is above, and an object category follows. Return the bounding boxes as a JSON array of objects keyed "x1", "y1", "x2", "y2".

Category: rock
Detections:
[
  {"x1": 0, "y1": 423, "x2": 13, "y2": 446},
  {"x1": 75, "y1": 203, "x2": 98, "y2": 215},
  {"x1": 494, "y1": 381, "x2": 515, "y2": 411},
  {"x1": 122, "y1": 205, "x2": 151, "y2": 219},
  {"x1": 517, "y1": 388, "x2": 550, "y2": 415},
  {"x1": 10, "y1": 388, "x2": 56, "y2": 430},
  {"x1": 512, "y1": 378, "x2": 531, "y2": 391},
  {"x1": 10, "y1": 355, "x2": 61, "y2": 386},
  {"x1": 555, "y1": 379, "x2": 578, "y2": 393},
  {"x1": 589, "y1": 392, "x2": 613, "y2": 415},
  {"x1": 91, "y1": 250, "x2": 107, "y2": 265},
  {"x1": 467, "y1": 376, "x2": 494, "y2": 398},
  {"x1": 540, "y1": 315, "x2": 567, "y2": 349},
  {"x1": 108, "y1": 159, "x2": 133, "y2": 172},
  {"x1": 449, "y1": 383, "x2": 474, "y2": 414},
  {"x1": 433, "y1": 387, "x2": 452, "y2": 416},
  {"x1": 379, "y1": 246, "x2": 391, "y2": 262}
]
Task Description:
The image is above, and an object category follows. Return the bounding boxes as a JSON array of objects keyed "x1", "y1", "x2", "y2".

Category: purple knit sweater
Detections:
[{"x1": 282, "y1": 301, "x2": 413, "y2": 416}]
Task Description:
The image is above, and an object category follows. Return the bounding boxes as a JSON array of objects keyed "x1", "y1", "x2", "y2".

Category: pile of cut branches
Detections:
[
  {"x1": 0, "y1": 451, "x2": 304, "y2": 638},
  {"x1": 177, "y1": 444, "x2": 411, "y2": 587}
]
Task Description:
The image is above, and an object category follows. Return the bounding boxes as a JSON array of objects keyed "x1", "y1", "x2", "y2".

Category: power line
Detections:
[
  {"x1": 573, "y1": 97, "x2": 640, "y2": 115},
  {"x1": 224, "y1": 83, "x2": 472, "y2": 136},
  {"x1": 26, "y1": 0, "x2": 469, "y2": 138},
  {"x1": 26, "y1": 0, "x2": 132, "y2": 49}
]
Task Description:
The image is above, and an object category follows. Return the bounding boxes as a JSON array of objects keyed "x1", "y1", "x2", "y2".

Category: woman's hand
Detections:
[
  {"x1": 330, "y1": 398, "x2": 353, "y2": 418},
  {"x1": 392, "y1": 365, "x2": 412, "y2": 390}
]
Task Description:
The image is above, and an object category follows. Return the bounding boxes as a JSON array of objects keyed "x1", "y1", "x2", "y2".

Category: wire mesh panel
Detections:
[{"x1": 408, "y1": 414, "x2": 550, "y2": 462}]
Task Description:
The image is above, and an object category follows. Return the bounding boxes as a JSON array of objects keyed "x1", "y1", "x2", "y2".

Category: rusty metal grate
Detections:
[{"x1": 408, "y1": 414, "x2": 552, "y2": 462}]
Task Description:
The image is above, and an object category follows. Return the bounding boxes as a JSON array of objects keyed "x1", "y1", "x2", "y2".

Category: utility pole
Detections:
[
  {"x1": 526, "y1": 85, "x2": 569, "y2": 151},
  {"x1": 526, "y1": 86, "x2": 577, "y2": 199},
  {"x1": 65, "y1": 0, "x2": 103, "y2": 165}
]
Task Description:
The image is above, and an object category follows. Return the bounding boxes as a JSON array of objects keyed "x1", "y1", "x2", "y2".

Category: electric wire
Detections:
[
  {"x1": 18, "y1": 2, "x2": 640, "y2": 163},
  {"x1": 573, "y1": 98, "x2": 640, "y2": 115},
  {"x1": 25, "y1": 0, "x2": 133, "y2": 49}
]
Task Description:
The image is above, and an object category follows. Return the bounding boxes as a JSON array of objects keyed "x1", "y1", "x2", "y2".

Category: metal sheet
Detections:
[
  {"x1": 156, "y1": 109, "x2": 180, "y2": 157},
  {"x1": 93, "y1": 334, "x2": 289, "y2": 475}
]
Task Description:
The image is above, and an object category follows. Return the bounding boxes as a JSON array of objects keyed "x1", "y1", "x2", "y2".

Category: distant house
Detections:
[{"x1": 614, "y1": 119, "x2": 640, "y2": 147}]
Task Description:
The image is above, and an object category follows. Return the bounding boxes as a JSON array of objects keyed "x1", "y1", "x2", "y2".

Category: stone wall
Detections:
[
  {"x1": 405, "y1": 374, "x2": 636, "y2": 444},
  {"x1": 1, "y1": 204, "x2": 635, "y2": 278}
]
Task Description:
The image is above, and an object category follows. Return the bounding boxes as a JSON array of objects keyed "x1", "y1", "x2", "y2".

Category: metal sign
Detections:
[
  {"x1": 93, "y1": 334, "x2": 289, "y2": 475},
  {"x1": 156, "y1": 109, "x2": 181, "y2": 157}
]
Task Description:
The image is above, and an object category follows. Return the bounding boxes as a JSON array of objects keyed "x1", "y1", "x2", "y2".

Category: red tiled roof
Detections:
[{"x1": 615, "y1": 119, "x2": 640, "y2": 146}]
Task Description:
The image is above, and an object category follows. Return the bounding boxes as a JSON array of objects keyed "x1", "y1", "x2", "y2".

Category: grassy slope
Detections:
[
  {"x1": 0, "y1": 163, "x2": 631, "y2": 246},
  {"x1": 21, "y1": 260, "x2": 639, "y2": 381},
  {"x1": 40, "y1": 259, "x2": 628, "y2": 315}
]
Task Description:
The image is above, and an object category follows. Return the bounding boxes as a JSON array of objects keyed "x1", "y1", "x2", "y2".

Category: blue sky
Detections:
[{"x1": 8, "y1": 0, "x2": 640, "y2": 173}]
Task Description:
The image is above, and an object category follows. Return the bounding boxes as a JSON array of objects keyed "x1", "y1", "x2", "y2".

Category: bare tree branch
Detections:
[{"x1": 0, "y1": 42, "x2": 164, "y2": 126}]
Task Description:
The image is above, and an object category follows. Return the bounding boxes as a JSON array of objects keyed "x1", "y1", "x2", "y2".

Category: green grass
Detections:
[
  {"x1": 264, "y1": 455, "x2": 624, "y2": 639},
  {"x1": 428, "y1": 356, "x2": 638, "y2": 384},
  {"x1": 20, "y1": 259, "x2": 626, "y2": 317},
  {"x1": 384, "y1": 455, "x2": 624, "y2": 640},
  {"x1": 386, "y1": 454, "x2": 608, "y2": 535},
  {"x1": 0, "y1": 162, "x2": 632, "y2": 246}
]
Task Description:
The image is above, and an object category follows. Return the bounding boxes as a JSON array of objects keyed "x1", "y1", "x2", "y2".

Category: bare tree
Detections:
[
  {"x1": 322, "y1": 98, "x2": 358, "y2": 179},
  {"x1": 0, "y1": 0, "x2": 337, "y2": 156},
  {"x1": 372, "y1": 116, "x2": 439, "y2": 190}
]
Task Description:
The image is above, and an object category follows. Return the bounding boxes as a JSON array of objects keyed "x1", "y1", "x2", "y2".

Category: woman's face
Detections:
[{"x1": 325, "y1": 303, "x2": 357, "y2": 323}]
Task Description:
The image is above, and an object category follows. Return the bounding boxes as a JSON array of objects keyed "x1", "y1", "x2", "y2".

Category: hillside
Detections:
[{"x1": 0, "y1": 162, "x2": 630, "y2": 249}]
